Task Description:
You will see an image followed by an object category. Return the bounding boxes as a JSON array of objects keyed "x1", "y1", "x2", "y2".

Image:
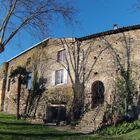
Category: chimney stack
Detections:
[{"x1": 113, "y1": 24, "x2": 118, "y2": 30}]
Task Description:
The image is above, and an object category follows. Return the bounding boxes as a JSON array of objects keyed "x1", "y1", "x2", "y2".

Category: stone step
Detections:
[
  {"x1": 77, "y1": 121, "x2": 102, "y2": 127},
  {"x1": 75, "y1": 105, "x2": 105, "y2": 133},
  {"x1": 76, "y1": 123, "x2": 101, "y2": 129},
  {"x1": 80, "y1": 117, "x2": 103, "y2": 124},
  {"x1": 81, "y1": 116, "x2": 103, "y2": 121}
]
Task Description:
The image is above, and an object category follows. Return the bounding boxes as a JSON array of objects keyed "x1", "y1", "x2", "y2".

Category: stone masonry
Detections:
[{"x1": 0, "y1": 25, "x2": 140, "y2": 133}]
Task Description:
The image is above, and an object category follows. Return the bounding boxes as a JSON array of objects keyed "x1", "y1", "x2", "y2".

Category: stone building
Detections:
[{"x1": 0, "y1": 24, "x2": 140, "y2": 133}]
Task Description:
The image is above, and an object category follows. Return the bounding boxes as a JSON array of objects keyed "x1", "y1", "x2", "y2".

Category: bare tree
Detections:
[
  {"x1": 0, "y1": 0, "x2": 75, "y2": 53},
  {"x1": 60, "y1": 38, "x2": 108, "y2": 120}
]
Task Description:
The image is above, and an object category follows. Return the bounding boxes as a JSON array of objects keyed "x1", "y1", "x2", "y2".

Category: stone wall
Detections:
[
  {"x1": 0, "y1": 62, "x2": 9, "y2": 111},
  {"x1": 0, "y1": 29, "x2": 140, "y2": 120}
]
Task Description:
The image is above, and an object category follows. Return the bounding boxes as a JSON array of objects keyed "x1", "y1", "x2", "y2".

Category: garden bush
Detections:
[{"x1": 98, "y1": 120, "x2": 140, "y2": 135}]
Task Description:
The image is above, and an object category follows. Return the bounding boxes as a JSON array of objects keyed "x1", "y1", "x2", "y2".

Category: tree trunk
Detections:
[
  {"x1": 24, "y1": 92, "x2": 30, "y2": 119},
  {"x1": 124, "y1": 75, "x2": 131, "y2": 115},
  {"x1": 17, "y1": 75, "x2": 21, "y2": 120},
  {"x1": 71, "y1": 82, "x2": 85, "y2": 121}
]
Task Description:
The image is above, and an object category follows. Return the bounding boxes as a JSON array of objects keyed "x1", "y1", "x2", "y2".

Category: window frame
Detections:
[
  {"x1": 55, "y1": 69, "x2": 64, "y2": 85},
  {"x1": 57, "y1": 49, "x2": 65, "y2": 62},
  {"x1": 26, "y1": 57, "x2": 31, "y2": 65},
  {"x1": 26, "y1": 72, "x2": 32, "y2": 90}
]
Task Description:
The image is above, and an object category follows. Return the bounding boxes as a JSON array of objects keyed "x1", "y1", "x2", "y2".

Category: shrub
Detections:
[{"x1": 98, "y1": 120, "x2": 140, "y2": 136}]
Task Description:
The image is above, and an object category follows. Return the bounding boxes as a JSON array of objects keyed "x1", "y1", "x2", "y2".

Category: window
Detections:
[
  {"x1": 57, "y1": 50, "x2": 65, "y2": 62},
  {"x1": 47, "y1": 105, "x2": 66, "y2": 123},
  {"x1": 55, "y1": 69, "x2": 64, "y2": 85},
  {"x1": 26, "y1": 57, "x2": 31, "y2": 65},
  {"x1": 27, "y1": 72, "x2": 32, "y2": 90},
  {"x1": 7, "y1": 79, "x2": 11, "y2": 91}
]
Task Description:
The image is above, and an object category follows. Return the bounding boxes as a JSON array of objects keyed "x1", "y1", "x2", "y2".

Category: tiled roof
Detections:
[
  {"x1": 78, "y1": 24, "x2": 140, "y2": 41},
  {"x1": 7, "y1": 24, "x2": 140, "y2": 62}
]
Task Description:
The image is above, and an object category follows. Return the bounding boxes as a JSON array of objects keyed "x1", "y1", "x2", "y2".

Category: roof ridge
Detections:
[
  {"x1": 7, "y1": 37, "x2": 50, "y2": 62},
  {"x1": 78, "y1": 24, "x2": 140, "y2": 41}
]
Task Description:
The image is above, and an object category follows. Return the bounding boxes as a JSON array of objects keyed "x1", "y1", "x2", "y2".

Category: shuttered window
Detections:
[
  {"x1": 57, "y1": 50, "x2": 65, "y2": 62},
  {"x1": 55, "y1": 69, "x2": 64, "y2": 85}
]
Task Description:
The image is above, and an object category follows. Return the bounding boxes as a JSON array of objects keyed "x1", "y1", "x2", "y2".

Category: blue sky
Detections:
[{"x1": 1, "y1": 0, "x2": 140, "y2": 65}]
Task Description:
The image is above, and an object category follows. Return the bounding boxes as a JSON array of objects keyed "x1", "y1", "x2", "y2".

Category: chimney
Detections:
[{"x1": 113, "y1": 24, "x2": 118, "y2": 30}]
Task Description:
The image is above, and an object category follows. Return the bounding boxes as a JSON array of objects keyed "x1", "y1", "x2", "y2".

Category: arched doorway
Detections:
[{"x1": 91, "y1": 81, "x2": 105, "y2": 108}]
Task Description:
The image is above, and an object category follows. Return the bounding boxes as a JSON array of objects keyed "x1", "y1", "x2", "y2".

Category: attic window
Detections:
[
  {"x1": 26, "y1": 57, "x2": 31, "y2": 65},
  {"x1": 57, "y1": 49, "x2": 65, "y2": 62}
]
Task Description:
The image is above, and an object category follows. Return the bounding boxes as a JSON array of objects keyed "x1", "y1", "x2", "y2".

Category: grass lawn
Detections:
[{"x1": 0, "y1": 113, "x2": 139, "y2": 140}]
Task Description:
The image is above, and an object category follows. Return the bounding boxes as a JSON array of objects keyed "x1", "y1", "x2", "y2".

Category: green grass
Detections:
[{"x1": 0, "y1": 113, "x2": 139, "y2": 140}]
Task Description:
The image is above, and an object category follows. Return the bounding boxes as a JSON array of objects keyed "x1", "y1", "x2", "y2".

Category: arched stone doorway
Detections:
[{"x1": 91, "y1": 81, "x2": 105, "y2": 108}]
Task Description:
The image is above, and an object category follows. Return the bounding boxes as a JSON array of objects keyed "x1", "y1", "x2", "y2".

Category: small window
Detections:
[
  {"x1": 55, "y1": 69, "x2": 64, "y2": 85},
  {"x1": 27, "y1": 73, "x2": 32, "y2": 90},
  {"x1": 26, "y1": 57, "x2": 31, "y2": 65},
  {"x1": 7, "y1": 79, "x2": 11, "y2": 91},
  {"x1": 57, "y1": 50, "x2": 65, "y2": 62}
]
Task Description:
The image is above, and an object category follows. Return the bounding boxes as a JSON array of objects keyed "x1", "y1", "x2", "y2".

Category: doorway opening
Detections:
[
  {"x1": 91, "y1": 81, "x2": 105, "y2": 108},
  {"x1": 46, "y1": 104, "x2": 66, "y2": 124}
]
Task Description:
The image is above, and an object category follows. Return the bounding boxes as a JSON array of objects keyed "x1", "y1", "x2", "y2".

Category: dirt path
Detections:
[{"x1": 48, "y1": 125, "x2": 77, "y2": 133}]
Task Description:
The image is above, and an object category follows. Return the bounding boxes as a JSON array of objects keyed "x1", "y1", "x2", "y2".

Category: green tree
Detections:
[
  {"x1": 111, "y1": 76, "x2": 136, "y2": 125},
  {"x1": 10, "y1": 66, "x2": 29, "y2": 119},
  {"x1": 102, "y1": 33, "x2": 137, "y2": 119}
]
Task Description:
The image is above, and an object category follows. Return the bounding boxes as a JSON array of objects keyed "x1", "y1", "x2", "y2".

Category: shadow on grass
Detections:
[
  {"x1": 0, "y1": 131, "x2": 85, "y2": 138},
  {"x1": 0, "y1": 114, "x2": 122, "y2": 140},
  {"x1": 0, "y1": 131, "x2": 123, "y2": 140},
  {"x1": 0, "y1": 118, "x2": 85, "y2": 139},
  {"x1": 0, "y1": 120, "x2": 43, "y2": 126},
  {"x1": 0, "y1": 116, "x2": 16, "y2": 120}
]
